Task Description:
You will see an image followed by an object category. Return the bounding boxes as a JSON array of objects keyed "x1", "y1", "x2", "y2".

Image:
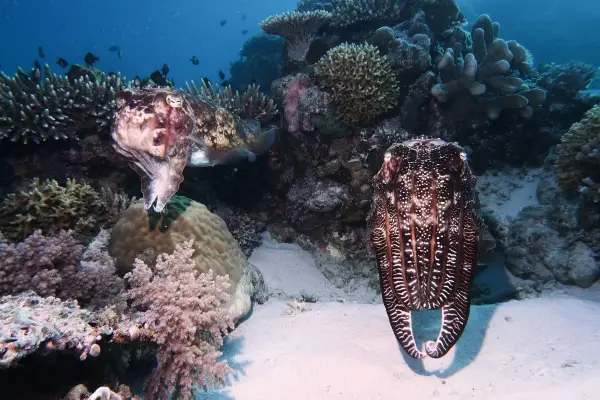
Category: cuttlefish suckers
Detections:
[
  {"x1": 111, "y1": 87, "x2": 276, "y2": 212},
  {"x1": 368, "y1": 138, "x2": 479, "y2": 359}
]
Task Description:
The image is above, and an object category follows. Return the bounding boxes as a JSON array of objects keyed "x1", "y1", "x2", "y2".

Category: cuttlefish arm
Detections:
[{"x1": 111, "y1": 88, "x2": 193, "y2": 212}]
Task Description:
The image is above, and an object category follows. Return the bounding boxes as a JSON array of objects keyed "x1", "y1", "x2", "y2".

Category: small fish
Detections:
[
  {"x1": 241, "y1": 29, "x2": 248, "y2": 35},
  {"x1": 84, "y1": 52, "x2": 99, "y2": 66},
  {"x1": 150, "y1": 70, "x2": 168, "y2": 86},
  {"x1": 38, "y1": 46, "x2": 45, "y2": 58},
  {"x1": 220, "y1": 20, "x2": 227, "y2": 27},
  {"x1": 190, "y1": 56, "x2": 199, "y2": 65},
  {"x1": 161, "y1": 63, "x2": 169, "y2": 77},
  {"x1": 56, "y1": 57, "x2": 69, "y2": 68},
  {"x1": 108, "y1": 45, "x2": 121, "y2": 52},
  {"x1": 118, "y1": 49, "x2": 123, "y2": 59},
  {"x1": 218, "y1": 70, "x2": 225, "y2": 80},
  {"x1": 33, "y1": 60, "x2": 42, "y2": 70},
  {"x1": 241, "y1": 13, "x2": 246, "y2": 21}
]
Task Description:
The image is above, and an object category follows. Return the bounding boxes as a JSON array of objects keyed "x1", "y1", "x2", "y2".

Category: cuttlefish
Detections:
[
  {"x1": 111, "y1": 86, "x2": 276, "y2": 212},
  {"x1": 368, "y1": 138, "x2": 479, "y2": 359}
]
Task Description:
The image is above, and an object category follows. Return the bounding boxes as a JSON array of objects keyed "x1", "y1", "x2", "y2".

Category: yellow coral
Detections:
[
  {"x1": 314, "y1": 42, "x2": 399, "y2": 125},
  {"x1": 0, "y1": 178, "x2": 102, "y2": 242},
  {"x1": 108, "y1": 195, "x2": 253, "y2": 321},
  {"x1": 556, "y1": 105, "x2": 600, "y2": 198}
]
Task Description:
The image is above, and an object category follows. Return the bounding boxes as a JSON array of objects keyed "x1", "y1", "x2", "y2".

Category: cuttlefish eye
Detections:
[{"x1": 165, "y1": 95, "x2": 183, "y2": 108}]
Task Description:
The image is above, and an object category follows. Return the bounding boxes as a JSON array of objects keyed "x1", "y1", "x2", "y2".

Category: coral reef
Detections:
[
  {"x1": 0, "y1": 230, "x2": 124, "y2": 308},
  {"x1": 555, "y1": 105, "x2": 600, "y2": 202},
  {"x1": 260, "y1": 10, "x2": 332, "y2": 63},
  {"x1": 505, "y1": 160, "x2": 599, "y2": 289},
  {"x1": 328, "y1": 0, "x2": 407, "y2": 27},
  {"x1": 431, "y1": 14, "x2": 545, "y2": 126},
  {"x1": 229, "y1": 34, "x2": 284, "y2": 93},
  {"x1": 0, "y1": 292, "x2": 121, "y2": 367},
  {"x1": 125, "y1": 240, "x2": 234, "y2": 399},
  {"x1": 0, "y1": 178, "x2": 106, "y2": 243},
  {"x1": 314, "y1": 43, "x2": 399, "y2": 125},
  {"x1": 0, "y1": 64, "x2": 123, "y2": 143},
  {"x1": 108, "y1": 196, "x2": 254, "y2": 321},
  {"x1": 185, "y1": 80, "x2": 278, "y2": 123}
]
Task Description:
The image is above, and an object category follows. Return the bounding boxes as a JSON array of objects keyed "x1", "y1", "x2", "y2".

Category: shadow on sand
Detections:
[{"x1": 399, "y1": 261, "x2": 517, "y2": 377}]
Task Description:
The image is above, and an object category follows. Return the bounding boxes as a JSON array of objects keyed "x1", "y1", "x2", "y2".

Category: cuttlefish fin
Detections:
[{"x1": 247, "y1": 127, "x2": 277, "y2": 158}]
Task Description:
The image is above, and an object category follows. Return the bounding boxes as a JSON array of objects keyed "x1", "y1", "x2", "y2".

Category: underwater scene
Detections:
[{"x1": 0, "y1": 0, "x2": 599, "y2": 399}]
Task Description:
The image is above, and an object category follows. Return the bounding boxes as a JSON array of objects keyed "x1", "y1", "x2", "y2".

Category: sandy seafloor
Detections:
[{"x1": 199, "y1": 169, "x2": 600, "y2": 400}]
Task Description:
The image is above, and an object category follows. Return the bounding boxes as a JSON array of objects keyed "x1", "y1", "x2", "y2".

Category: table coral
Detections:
[{"x1": 260, "y1": 10, "x2": 331, "y2": 63}]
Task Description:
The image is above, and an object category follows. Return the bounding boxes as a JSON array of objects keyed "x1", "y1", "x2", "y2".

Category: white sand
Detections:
[{"x1": 200, "y1": 236, "x2": 600, "y2": 400}]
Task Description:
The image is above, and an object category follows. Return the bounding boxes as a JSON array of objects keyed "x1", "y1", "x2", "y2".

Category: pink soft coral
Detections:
[
  {"x1": 283, "y1": 74, "x2": 310, "y2": 137},
  {"x1": 125, "y1": 240, "x2": 234, "y2": 400}
]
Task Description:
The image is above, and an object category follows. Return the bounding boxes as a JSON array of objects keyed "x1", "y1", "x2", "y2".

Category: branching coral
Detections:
[
  {"x1": 0, "y1": 64, "x2": 123, "y2": 144},
  {"x1": 314, "y1": 42, "x2": 399, "y2": 125},
  {"x1": 328, "y1": 0, "x2": 407, "y2": 27},
  {"x1": 260, "y1": 10, "x2": 332, "y2": 62},
  {"x1": 185, "y1": 80, "x2": 278, "y2": 123},
  {"x1": 125, "y1": 240, "x2": 234, "y2": 399},
  {"x1": 431, "y1": 14, "x2": 545, "y2": 125},
  {"x1": 556, "y1": 105, "x2": 600, "y2": 202},
  {"x1": 0, "y1": 178, "x2": 105, "y2": 243}
]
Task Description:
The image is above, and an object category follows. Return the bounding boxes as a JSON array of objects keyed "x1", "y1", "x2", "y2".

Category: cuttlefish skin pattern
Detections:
[
  {"x1": 111, "y1": 87, "x2": 275, "y2": 212},
  {"x1": 368, "y1": 138, "x2": 479, "y2": 359},
  {"x1": 111, "y1": 87, "x2": 193, "y2": 212}
]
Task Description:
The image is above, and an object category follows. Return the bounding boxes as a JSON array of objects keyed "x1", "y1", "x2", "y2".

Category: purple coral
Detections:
[{"x1": 0, "y1": 230, "x2": 123, "y2": 308}]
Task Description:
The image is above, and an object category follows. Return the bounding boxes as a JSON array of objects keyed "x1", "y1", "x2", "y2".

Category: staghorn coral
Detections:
[
  {"x1": 328, "y1": 0, "x2": 407, "y2": 27},
  {"x1": 0, "y1": 178, "x2": 105, "y2": 243},
  {"x1": 108, "y1": 196, "x2": 254, "y2": 321},
  {"x1": 0, "y1": 64, "x2": 123, "y2": 144},
  {"x1": 185, "y1": 80, "x2": 278, "y2": 123},
  {"x1": 431, "y1": 14, "x2": 545, "y2": 126},
  {"x1": 556, "y1": 105, "x2": 600, "y2": 202},
  {"x1": 314, "y1": 42, "x2": 399, "y2": 125},
  {"x1": 260, "y1": 10, "x2": 332, "y2": 63},
  {"x1": 125, "y1": 240, "x2": 234, "y2": 399}
]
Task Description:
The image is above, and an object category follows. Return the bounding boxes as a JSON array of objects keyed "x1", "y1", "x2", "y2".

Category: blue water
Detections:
[
  {"x1": 458, "y1": 0, "x2": 600, "y2": 66},
  {"x1": 0, "y1": 0, "x2": 296, "y2": 84}
]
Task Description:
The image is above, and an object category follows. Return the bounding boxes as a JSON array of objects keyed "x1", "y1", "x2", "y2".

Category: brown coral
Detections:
[{"x1": 108, "y1": 196, "x2": 253, "y2": 321}]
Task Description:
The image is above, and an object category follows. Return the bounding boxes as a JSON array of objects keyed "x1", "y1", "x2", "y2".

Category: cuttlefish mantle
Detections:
[{"x1": 111, "y1": 87, "x2": 276, "y2": 212}]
